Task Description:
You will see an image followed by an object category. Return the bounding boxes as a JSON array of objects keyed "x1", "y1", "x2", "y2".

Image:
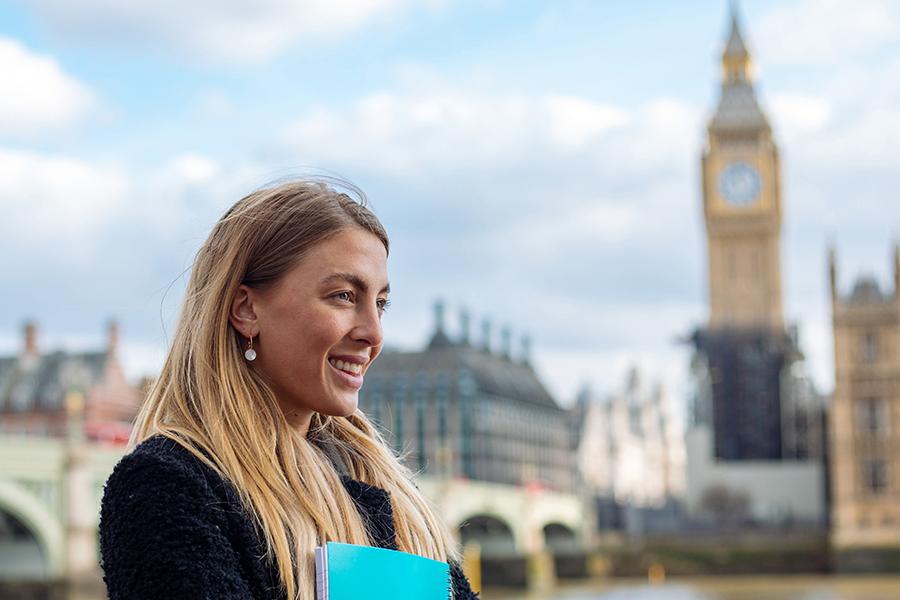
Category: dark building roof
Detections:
[
  {"x1": 711, "y1": 83, "x2": 769, "y2": 133},
  {"x1": 0, "y1": 350, "x2": 110, "y2": 410},
  {"x1": 847, "y1": 276, "x2": 890, "y2": 305},
  {"x1": 366, "y1": 334, "x2": 560, "y2": 410}
]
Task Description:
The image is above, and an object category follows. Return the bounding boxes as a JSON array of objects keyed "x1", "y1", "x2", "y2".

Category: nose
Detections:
[{"x1": 351, "y1": 301, "x2": 384, "y2": 349}]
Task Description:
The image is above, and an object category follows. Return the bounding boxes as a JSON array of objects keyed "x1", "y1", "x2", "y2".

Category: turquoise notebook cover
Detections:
[{"x1": 315, "y1": 541, "x2": 450, "y2": 600}]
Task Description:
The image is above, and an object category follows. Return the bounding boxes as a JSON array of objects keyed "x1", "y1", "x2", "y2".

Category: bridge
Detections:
[{"x1": 0, "y1": 431, "x2": 590, "y2": 586}]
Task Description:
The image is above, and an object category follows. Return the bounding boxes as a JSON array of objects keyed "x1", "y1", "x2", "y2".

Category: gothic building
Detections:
[
  {"x1": 829, "y1": 248, "x2": 900, "y2": 568},
  {"x1": 689, "y1": 7, "x2": 825, "y2": 463},
  {"x1": 358, "y1": 302, "x2": 576, "y2": 492},
  {"x1": 684, "y1": 7, "x2": 827, "y2": 526}
]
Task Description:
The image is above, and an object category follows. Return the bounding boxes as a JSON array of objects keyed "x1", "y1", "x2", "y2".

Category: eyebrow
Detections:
[{"x1": 320, "y1": 272, "x2": 390, "y2": 295}]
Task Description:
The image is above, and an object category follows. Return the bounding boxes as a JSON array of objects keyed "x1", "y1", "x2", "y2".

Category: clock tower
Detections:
[
  {"x1": 689, "y1": 5, "x2": 803, "y2": 462},
  {"x1": 701, "y1": 8, "x2": 783, "y2": 331}
]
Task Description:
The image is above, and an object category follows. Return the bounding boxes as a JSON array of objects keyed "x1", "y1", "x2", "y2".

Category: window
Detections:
[
  {"x1": 862, "y1": 458, "x2": 889, "y2": 495},
  {"x1": 861, "y1": 333, "x2": 878, "y2": 363},
  {"x1": 10, "y1": 382, "x2": 34, "y2": 411},
  {"x1": 856, "y1": 397, "x2": 889, "y2": 438}
]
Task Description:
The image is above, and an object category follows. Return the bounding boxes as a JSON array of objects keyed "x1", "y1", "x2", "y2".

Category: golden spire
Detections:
[{"x1": 722, "y1": 1, "x2": 751, "y2": 85}]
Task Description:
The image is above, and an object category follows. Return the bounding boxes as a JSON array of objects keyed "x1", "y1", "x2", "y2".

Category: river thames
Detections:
[{"x1": 482, "y1": 577, "x2": 900, "y2": 600}]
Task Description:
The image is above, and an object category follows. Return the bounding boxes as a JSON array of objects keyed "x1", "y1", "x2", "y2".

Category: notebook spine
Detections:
[{"x1": 314, "y1": 546, "x2": 328, "y2": 600}]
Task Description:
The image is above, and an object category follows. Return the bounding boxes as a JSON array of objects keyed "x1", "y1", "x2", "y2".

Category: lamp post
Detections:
[{"x1": 63, "y1": 390, "x2": 101, "y2": 591}]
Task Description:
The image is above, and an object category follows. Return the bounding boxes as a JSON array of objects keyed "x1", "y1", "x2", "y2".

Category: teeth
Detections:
[{"x1": 329, "y1": 358, "x2": 362, "y2": 375}]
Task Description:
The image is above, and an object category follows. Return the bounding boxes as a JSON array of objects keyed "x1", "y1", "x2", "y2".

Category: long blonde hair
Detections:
[{"x1": 129, "y1": 179, "x2": 460, "y2": 600}]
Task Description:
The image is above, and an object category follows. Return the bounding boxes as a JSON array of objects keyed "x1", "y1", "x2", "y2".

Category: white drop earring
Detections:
[{"x1": 244, "y1": 335, "x2": 257, "y2": 362}]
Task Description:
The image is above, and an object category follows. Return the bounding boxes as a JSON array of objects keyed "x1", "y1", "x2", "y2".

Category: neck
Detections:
[{"x1": 279, "y1": 403, "x2": 314, "y2": 437}]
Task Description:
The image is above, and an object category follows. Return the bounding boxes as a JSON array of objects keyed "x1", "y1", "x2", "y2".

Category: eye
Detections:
[
  {"x1": 334, "y1": 291, "x2": 354, "y2": 303},
  {"x1": 377, "y1": 298, "x2": 391, "y2": 313}
]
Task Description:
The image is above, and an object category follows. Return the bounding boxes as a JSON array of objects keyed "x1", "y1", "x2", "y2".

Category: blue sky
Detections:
[{"x1": 2, "y1": 0, "x2": 899, "y2": 410}]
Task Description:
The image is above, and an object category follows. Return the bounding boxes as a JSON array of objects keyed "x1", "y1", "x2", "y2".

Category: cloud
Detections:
[
  {"x1": 0, "y1": 37, "x2": 95, "y2": 138},
  {"x1": 768, "y1": 93, "x2": 832, "y2": 142},
  {"x1": 0, "y1": 147, "x2": 127, "y2": 246},
  {"x1": 29, "y1": 0, "x2": 438, "y2": 63},
  {"x1": 756, "y1": 0, "x2": 900, "y2": 65},
  {"x1": 544, "y1": 96, "x2": 629, "y2": 147},
  {"x1": 282, "y1": 86, "x2": 694, "y2": 178}
]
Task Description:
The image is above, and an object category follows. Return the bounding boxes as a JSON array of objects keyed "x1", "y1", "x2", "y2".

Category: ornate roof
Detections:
[
  {"x1": 711, "y1": 82, "x2": 769, "y2": 132},
  {"x1": 364, "y1": 342, "x2": 561, "y2": 410},
  {"x1": 709, "y1": 3, "x2": 770, "y2": 134},
  {"x1": 847, "y1": 277, "x2": 889, "y2": 304}
]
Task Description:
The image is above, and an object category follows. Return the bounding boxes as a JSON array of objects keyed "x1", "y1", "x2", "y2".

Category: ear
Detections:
[{"x1": 229, "y1": 284, "x2": 260, "y2": 339}]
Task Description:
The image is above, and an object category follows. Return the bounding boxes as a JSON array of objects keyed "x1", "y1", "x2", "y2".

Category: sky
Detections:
[{"x1": 1, "y1": 0, "x2": 899, "y2": 412}]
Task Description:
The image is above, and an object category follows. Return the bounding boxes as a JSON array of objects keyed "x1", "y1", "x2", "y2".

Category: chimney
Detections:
[
  {"x1": 481, "y1": 318, "x2": 492, "y2": 352},
  {"x1": 520, "y1": 334, "x2": 532, "y2": 365},
  {"x1": 500, "y1": 325, "x2": 512, "y2": 358},
  {"x1": 459, "y1": 308, "x2": 470, "y2": 345},
  {"x1": 107, "y1": 320, "x2": 120, "y2": 355},
  {"x1": 23, "y1": 321, "x2": 38, "y2": 357}
]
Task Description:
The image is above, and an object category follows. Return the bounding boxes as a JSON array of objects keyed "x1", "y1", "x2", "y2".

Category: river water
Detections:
[
  {"x1": 483, "y1": 576, "x2": 900, "y2": 600},
  {"x1": 4, "y1": 575, "x2": 900, "y2": 599}
]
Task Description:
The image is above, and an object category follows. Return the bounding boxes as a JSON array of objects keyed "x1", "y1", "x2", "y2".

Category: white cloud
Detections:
[
  {"x1": 168, "y1": 154, "x2": 221, "y2": 184},
  {"x1": 544, "y1": 95, "x2": 629, "y2": 147},
  {"x1": 286, "y1": 89, "x2": 541, "y2": 172},
  {"x1": 0, "y1": 37, "x2": 95, "y2": 137},
  {"x1": 765, "y1": 56, "x2": 900, "y2": 173},
  {"x1": 283, "y1": 86, "x2": 696, "y2": 177},
  {"x1": 0, "y1": 148, "x2": 127, "y2": 243},
  {"x1": 768, "y1": 93, "x2": 832, "y2": 145},
  {"x1": 756, "y1": 0, "x2": 900, "y2": 65},
  {"x1": 29, "y1": 0, "x2": 437, "y2": 63}
]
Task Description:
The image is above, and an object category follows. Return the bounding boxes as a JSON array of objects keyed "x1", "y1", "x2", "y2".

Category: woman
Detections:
[{"x1": 99, "y1": 180, "x2": 479, "y2": 600}]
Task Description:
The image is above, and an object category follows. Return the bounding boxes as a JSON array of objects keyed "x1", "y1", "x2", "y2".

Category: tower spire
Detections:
[
  {"x1": 722, "y1": 1, "x2": 751, "y2": 84},
  {"x1": 709, "y1": 0, "x2": 768, "y2": 134}
]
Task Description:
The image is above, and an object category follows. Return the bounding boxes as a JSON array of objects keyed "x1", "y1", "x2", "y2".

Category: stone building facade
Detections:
[
  {"x1": 829, "y1": 248, "x2": 900, "y2": 567},
  {"x1": 358, "y1": 303, "x2": 576, "y2": 492}
]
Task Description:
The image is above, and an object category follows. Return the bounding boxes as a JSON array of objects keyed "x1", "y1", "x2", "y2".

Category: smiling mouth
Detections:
[{"x1": 328, "y1": 358, "x2": 363, "y2": 375}]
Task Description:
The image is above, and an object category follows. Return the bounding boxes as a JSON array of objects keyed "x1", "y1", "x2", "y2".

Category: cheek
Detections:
[{"x1": 304, "y1": 315, "x2": 346, "y2": 356}]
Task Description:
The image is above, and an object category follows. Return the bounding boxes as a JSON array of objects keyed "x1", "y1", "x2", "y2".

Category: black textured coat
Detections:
[{"x1": 99, "y1": 435, "x2": 479, "y2": 599}]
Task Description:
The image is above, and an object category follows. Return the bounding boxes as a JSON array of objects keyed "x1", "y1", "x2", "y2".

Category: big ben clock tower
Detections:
[
  {"x1": 691, "y1": 6, "x2": 801, "y2": 462},
  {"x1": 702, "y1": 8, "x2": 783, "y2": 331}
]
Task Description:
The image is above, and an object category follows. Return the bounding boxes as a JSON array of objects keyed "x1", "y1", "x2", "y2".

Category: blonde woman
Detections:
[{"x1": 99, "y1": 180, "x2": 479, "y2": 599}]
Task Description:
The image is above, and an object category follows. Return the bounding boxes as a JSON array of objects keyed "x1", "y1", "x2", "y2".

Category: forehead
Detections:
[{"x1": 287, "y1": 229, "x2": 388, "y2": 286}]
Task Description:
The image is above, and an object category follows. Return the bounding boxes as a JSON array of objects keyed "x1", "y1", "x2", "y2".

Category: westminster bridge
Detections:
[{"x1": 0, "y1": 432, "x2": 588, "y2": 587}]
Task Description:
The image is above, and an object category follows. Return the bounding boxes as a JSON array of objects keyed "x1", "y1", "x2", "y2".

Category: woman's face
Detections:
[{"x1": 236, "y1": 228, "x2": 389, "y2": 432}]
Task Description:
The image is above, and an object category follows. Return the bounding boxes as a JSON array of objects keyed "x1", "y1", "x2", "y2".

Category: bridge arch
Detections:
[
  {"x1": 457, "y1": 513, "x2": 517, "y2": 557},
  {"x1": 542, "y1": 521, "x2": 579, "y2": 552},
  {"x1": 0, "y1": 480, "x2": 64, "y2": 578}
]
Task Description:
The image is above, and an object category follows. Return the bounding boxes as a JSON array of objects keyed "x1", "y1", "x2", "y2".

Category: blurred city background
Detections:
[{"x1": 1, "y1": 0, "x2": 899, "y2": 598}]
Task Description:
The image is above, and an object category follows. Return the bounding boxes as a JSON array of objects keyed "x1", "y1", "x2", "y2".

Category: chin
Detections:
[{"x1": 326, "y1": 397, "x2": 359, "y2": 418}]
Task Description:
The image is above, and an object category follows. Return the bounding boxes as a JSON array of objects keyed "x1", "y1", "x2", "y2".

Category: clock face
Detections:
[{"x1": 718, "y1": 162, "x2": 761, "y2": 206}]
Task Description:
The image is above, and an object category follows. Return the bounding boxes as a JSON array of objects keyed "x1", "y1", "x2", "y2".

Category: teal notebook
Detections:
[{"x1": 314, "y1": 541, "x2": 450, "y2": 600}]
